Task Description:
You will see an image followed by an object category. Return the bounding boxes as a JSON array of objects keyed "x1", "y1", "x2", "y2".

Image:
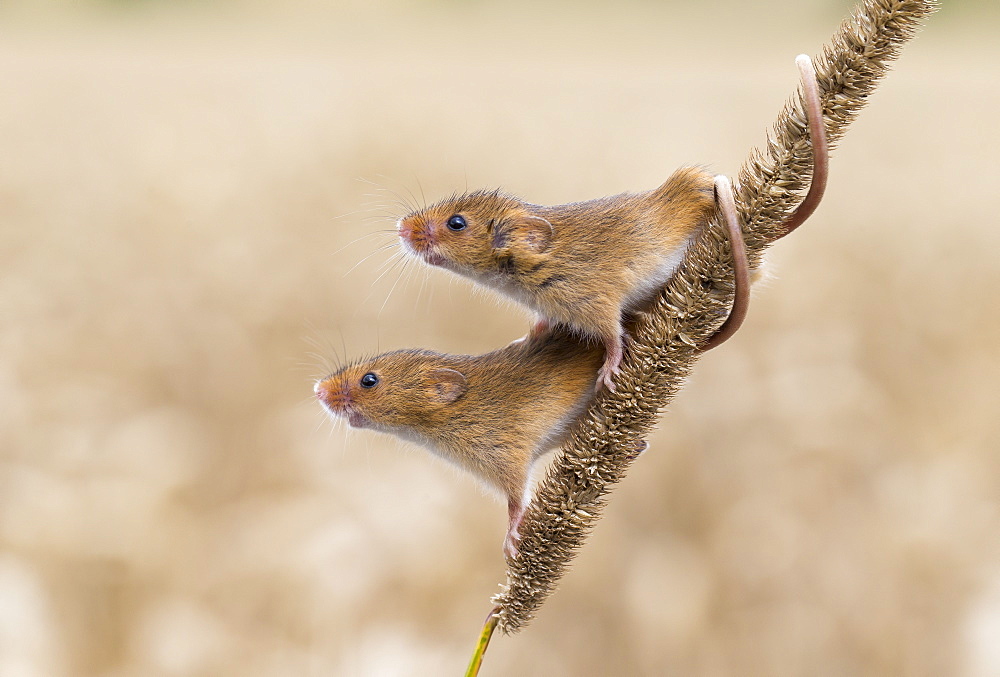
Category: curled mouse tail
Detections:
[
  {"x1": 699, "y1": 53, "x2": 829, "y2": 352},
  {"x1": 699, "y1": 175, "x2": 749, "y2": 352},
  {"x1": 772, "y1": 54, "x2": 830, "y2": 239}
]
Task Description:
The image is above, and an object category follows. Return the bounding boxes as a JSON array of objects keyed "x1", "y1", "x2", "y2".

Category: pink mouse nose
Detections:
[
  {"x1": 314, "y1": 379, "x2": 351, "y2": 411},
  {"x1": 397, "y1": 216, "x2": 415, "y2": 241},
  {"x1": 398, "y1": 215, "x2": 436, "y2": 252}
]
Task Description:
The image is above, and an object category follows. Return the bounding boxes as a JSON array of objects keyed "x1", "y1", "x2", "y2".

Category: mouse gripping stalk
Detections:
[{"x1": 314, "y1": 328, "x2": 606, "y2": 559}]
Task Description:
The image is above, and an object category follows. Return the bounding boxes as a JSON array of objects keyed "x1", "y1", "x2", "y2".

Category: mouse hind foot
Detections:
[
  {"x1": 595, "y1": 330, "x2": 625, "y2": 392},
  {"x1": 504, "y1": 497, "x2": 526, "y2": 560}
]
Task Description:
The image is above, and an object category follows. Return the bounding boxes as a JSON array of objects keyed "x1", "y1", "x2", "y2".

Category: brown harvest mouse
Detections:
[
  {"x1": 316, "y1": 175, "x2": 749, "y2": 561},
  {"x1": 397, "y1": 167, "x2": 715, "y2": 392},
  {"x1": 314, "y1": 326, "x2": 608, "y2": 559},
  {"x1": 396, "y1": 55, "x2": 828, "y2": 390}
]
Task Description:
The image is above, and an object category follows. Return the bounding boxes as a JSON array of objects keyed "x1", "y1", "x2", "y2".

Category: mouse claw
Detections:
[
  {"x1": 595, "y1": 353, "x2": 623, "y2": 392},
  {"x1": 503, "y1": 526, "x2": 521, "y2": 560},
  {"x1": 596, "y1": 367, "x2": 619, "y2": 393},
  {"x1": 595, "y1": 332, "x2": 625, "y2": 392},
  {"x1": 504, "y1": 499, "x2": 526, "y2": 560}
]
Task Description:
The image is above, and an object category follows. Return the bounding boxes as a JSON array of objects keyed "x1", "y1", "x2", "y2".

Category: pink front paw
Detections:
[
  {"x1": 503, "y1": 526, "x2": 521, "y2": 560},
  {"x1": 595, "y1": 333, "x2": 625, "y2": 392},
  {"x1": 596, "y1": 352, "x2": 623, "y2": 392},
  {"x1": 511, "y1": 318, "x2": 552, "y2": 347},
  {"x1": 530, "y1": 317, "x2": 551, "y2": 337},
  {"x1": 505, "y1": 498, "x2": 526, "y2": 560},
  {"x1": 596, "y1": 364, "x2": 618, "y2": 392}
]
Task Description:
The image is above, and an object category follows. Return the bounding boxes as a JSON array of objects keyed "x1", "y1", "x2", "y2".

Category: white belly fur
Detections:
[{"x1": 622, "y1": 237, "x2": 692, "y2": 311}]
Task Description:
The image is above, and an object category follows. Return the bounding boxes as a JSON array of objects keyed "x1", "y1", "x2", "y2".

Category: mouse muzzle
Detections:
[
  {"x1": 398, "y1": 216, "x2": 446, "y2": 267},
  {"x1": 314, "y1": 379, "x2": 371, "y2": 429}
]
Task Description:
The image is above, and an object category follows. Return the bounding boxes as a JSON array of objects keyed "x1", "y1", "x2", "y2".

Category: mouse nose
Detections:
[
  {"x1": 314, "y1": 379, "x2": 351, "y2": 412},
  {"x1": 398, "y1": 215, "x2": 435, "y2": 252},
  {"x1": 397, "y1": 216, "x2": 414, "y2": 240}
]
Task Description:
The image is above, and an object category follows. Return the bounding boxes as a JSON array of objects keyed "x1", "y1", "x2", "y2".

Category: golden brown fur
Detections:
[
  {"x1": 314, "y1": 327, "x2": 604, "y2": 556},
  {"x1": 397, "y1": 167, "x2": 717, "y2": 389}
]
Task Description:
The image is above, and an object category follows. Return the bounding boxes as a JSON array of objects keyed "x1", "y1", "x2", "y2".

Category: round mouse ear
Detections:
[
  {"x1": 511, "y1": 215, "x2": 553, "y2": 254},
  {"x1": 425, "y1": 368, "x2": 468, "y2": 404}
]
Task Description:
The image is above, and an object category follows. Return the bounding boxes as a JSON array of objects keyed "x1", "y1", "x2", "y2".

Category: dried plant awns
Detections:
[{"x1": 491, "y1": 0, "x2": 939, "y2": 634}]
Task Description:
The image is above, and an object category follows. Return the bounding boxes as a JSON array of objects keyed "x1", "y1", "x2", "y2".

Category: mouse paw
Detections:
[
  {"x1": 503, "y1": 527, "x2": 521, "y2": 560},
  {"x1": 510, "y1": 318, "x2": 553, "y2": 346},
  {"x1": 596, "y1": 360, "x2": 621, "y2": 392},
  {"x1": 595, "y1": 333, "x2": 625, "y2": 392},
  {"x1": 529, "y1": 317, "x2": 551, "y2": 337}
]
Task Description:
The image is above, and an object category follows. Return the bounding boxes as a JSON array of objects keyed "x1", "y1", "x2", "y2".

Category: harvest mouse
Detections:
[
  {"x1": 396, "y1": 55, "x2": 828, "y2": 390},
  {"x1": 316, "y1": 175, "x2": 750, "y2": 560},
  {"x1": 314, "y1": 326, "x2": 607, "y2": 559}
]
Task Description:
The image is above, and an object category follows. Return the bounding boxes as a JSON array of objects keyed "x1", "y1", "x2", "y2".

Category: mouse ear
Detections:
[
  {"x1": 509, "y1": 215, "x2": 554, "y2": 254},
  {"x1": 426, "y1": 368, "x2": 468, "y2": 404}
]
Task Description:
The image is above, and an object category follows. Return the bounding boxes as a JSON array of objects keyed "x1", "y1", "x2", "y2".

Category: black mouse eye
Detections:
[
  {"x1": 446, "y1": 214, "x2": 467, "y2": 231},
  {"x1": 359, "y1": 372, "x2": 379, "y2": 388}
]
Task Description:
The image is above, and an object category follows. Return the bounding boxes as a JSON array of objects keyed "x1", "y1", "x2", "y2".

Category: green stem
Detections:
[{"x1": 464, "y1": 606, "x2": 500, "y2": 677}]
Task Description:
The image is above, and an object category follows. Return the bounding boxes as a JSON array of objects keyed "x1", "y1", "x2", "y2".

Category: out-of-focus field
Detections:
[{"x1": 1, "y1": 1, "x2": 998, "y2": 675}]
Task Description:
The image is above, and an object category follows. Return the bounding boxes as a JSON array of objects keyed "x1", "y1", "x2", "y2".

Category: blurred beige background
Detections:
[{"x1": 2, "y1": 0, "x2": 998, "y2": 675}]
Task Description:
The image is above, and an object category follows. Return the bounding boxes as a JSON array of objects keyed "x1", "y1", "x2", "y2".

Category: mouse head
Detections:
[
  {"x1": 314, "y1": 349, "x2": 469, "y2": 433},
  {"x1": 397, "y1": 190, "x2": 554, "y2": 279}
]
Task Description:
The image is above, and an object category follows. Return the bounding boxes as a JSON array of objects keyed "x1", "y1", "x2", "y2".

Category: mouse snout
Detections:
[
  {"x1": 397, "y1": 216, "x2": 424, "y2": 245},
  {"x1": 314, "y1": 379, "x2": 352, "y2": 413},
  {"x1": 398, "y1": 216, "x2": 441, "y2": 261}
]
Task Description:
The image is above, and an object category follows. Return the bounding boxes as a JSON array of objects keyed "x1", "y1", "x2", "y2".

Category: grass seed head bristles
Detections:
[{"x1": 491, "y1": 0, "x2": 939, "y2": 634}]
